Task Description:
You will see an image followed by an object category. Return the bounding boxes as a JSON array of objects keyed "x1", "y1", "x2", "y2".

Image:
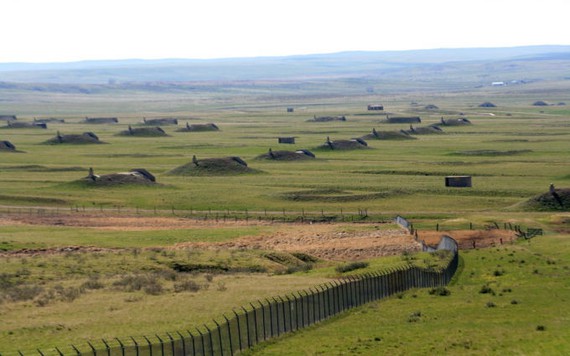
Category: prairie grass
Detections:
[{"x1": 1, "y1": 75, "x2": 570, "y2": 354}]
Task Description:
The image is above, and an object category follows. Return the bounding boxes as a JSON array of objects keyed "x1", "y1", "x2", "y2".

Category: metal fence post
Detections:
[
  {"x1": 195, "y1": 328, "x2": 206, "y2": 356},
  {"x1": 213, "y1": 320, "x2": 224, "y2": 356},
  {"x1": 333, "y1": 281, "x2": 341, "y2": 314},
  {"x1": 155, "y1": 334, "x2": 165, "y2": 356},
  {"x1": 271, "y1": 298, "x2": 280, "y2": 336},
  {"x1": 87, "y1": 341, "x2": 97, "y2": 356},
  {"x1": 187, "y1": 331, "x2": 196, "y2": 356},
  {"x1": 250, "y1": 303, "x2": 259, "y2": 344},
  {"x1": 241, "y1": 306, "x2": 251, "y2": 348},
  {"x1": 176, "y1": 331, "x2": 186, "y2": 356},
  {"x1": 232, "y1": 309, "x2": 243, "y2": 352},
  {"x1": 165, "y1": 333, "x2": 175, "y2": 356},
  {"x1": 130, "y1": 337, "x2": 139, "y2": 356},
  {"x1": 203, "y1": 325, "x2": 214, "y2": 356},
  {"x1": 285, "y1": 296, "x2": 294, "y2": 332},
  {"x1": 257, "y1": 301, "x2": 267, "y2": 341},
  {"x1": 223, "y1": 315, "x2": 233, "y2": 356},
  {"x1": 278, "y1": 297, "x2": 287, "y2": 333},
  {"x1": 265, "y1": 299, "x2": 273, "y2": 338},
  {"x1": 101, "y1": 339, "x2": 110, "y2": 356},
  {"x1": 143, "y1": 336, "x2": 152, "y2": 356},
  {"x1": 343, "y1": 278, "x2": 350, "y2": 310},
  {"x1": 115, "y1": 338, "x2": 126, "y2": 356},
  {"x1": 305, "y1": 289, "x2": 312, "y2": 324},
  {"x1": 319, "y1": 285, "x2": 328, "y2": 320},
  {"x1": 297, "y1": 292, "x2": 305, "y2": 328},
  {"x1": 310, "y1": 288, "x2": 320, "y2": 322},
  {"x1": 292, "y1": 294, "x2": 300, "y2": 331}
]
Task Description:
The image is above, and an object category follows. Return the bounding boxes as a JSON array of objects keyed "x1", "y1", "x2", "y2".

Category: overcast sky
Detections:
[{"x1": 2, "y1": 0, "x2": 569, "y2": 63}]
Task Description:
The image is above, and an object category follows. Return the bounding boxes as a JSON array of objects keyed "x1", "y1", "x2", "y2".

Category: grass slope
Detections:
[{"x1": 249, "y1": 233, "x2": 570, "y2": 355}]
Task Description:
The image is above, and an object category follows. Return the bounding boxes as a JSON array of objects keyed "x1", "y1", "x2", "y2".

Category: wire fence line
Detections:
[
  {"x1": 1, "y1": 205, "x2": 380, "y2": 224},
  {"x1": 19, "y1": 234, "x2": 459, "y2": 356}
]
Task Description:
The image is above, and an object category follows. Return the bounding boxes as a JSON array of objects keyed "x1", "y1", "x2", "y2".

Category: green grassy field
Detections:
[
  {"x1": 1, "y1": 77, "x2": 570, "y2": 354},
  {"x1": 1, "y1": 83, "x2": 569, "y2": 215},
  {"x1": 248, "y1": 233, "x2": 570, "y2": 355}
]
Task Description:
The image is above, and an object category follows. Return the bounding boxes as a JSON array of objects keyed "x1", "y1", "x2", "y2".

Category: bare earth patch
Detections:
[
  {"x1": 0, "y1": 213, "x2": 516, "y2": 260},
  {"x1": 418, "y1": 229, "x2": 517, "y2": 249},
  {"x1": 176, "y1": 224, "x2": 422, "y2": 261}
]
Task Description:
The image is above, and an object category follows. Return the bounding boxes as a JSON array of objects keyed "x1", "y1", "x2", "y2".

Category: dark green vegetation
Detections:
[{"x1": 1, "y1": 46, "x2": 570, "y2": 354}]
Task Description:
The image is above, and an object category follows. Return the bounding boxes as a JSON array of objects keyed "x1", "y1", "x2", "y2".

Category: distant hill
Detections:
[{"x1": 1, "y1": 45, "x2": 569, "y2": 84}]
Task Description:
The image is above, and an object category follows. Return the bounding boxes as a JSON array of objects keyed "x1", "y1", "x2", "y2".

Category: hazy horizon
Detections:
[{"x1": 3, "y1": 0, "x2": 569, "y2": 64}]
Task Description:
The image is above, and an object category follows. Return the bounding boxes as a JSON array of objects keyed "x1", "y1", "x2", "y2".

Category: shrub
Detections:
[
  {"x1": 157, "y1": 269, "x2": 178, "y2": 281},
  {"x1": 216, "y1": 281, "x2": 227, "y2": 292},
  {"x1": 493, "y1": 269, "x2": 505, "y2": 276},
  {"x1": 428, "y1": 287, "x2": 451, "y2": 296},
  {"x1": 57, "y1": 286, "x2": 84, "y2": 302},
  {"x1": 479, "y1": 284, "x2": 495, "y2": 295},
  {"x1": 113, "y1": 274, "x2": 162, "y2": 294},
  {"x1": 291, "y1": 252, "x2": 319, "y2": 263},
  {"x1": 408, "y1": 311, "x2": 422, "y2": 323},
  {"x1": 174, "y1": 279, "x2": 201, "y2": 293},
  {"x1": 5, "y1": 284, "x2": 44, "y2": 302},
  {"x1": 336, "y1": 261, "x2": 369, "y2": 273},
  {"x1": 536, "y1": 325, "x2": 546, "y2": 331},
  {"x1": 285, "y1": 264, "x2": 314, "y2": 274},
  {"x1": 486, "y1": 301, "x2": 496, "y2": 308},
  {"x1": 143, "y1": 281, "x2": 163, "y2": 296},
  {"x1": 81, "y1": 275, "x2": 105, "y2": 290}
]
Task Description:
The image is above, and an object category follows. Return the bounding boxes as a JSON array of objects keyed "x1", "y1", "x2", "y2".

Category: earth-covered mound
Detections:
[
  {"x1": 44, "y1": 132, "x2": 104, "y2": 144},
  {"x1": 433, "y1": 117, "x2": 472, "y2": 126},
  {"x1": 168, "y1": 156, "x2": 260, "y2": 176},
  {"x1": 176, "y1": 123, "x2": 220, "y2": 132},
  {"x1": 404, "y1": 125, "x2": 444, "y2": 135},
  {"x1": 361, "y1": 128, "x2": 416, "y2": 140},
  {"x1": 256, "y1": 148, "x2": 316, "y2": 161},
  {"x1": 523, "y1": 188, "x2": 570, "y2": 211},
  {"x1": 84, "y1": 117, "x2": 118, "y2": 124},
  {"x1": 142, "y1": 118, "x2": 178, "y2": 125},
  {"x1": 0, "y1": 140, "x2": 18, "y2": 152},
  {"x1": 3, "y1": 121, "x2": 47, "y2": 129},
  {"x1": 318, "y1": 137, "x2": 369, "y2": 150},
  {"x1": 380, "y1": 116, "x2": 421, "y2": 124},
  {"x1": 117, "y1": 125, "x2": 169, "y2": 137},
  {"x1": 82, "y1": 168, "x2": 157, "y2": 186},
  {"x1": 306, "y1": 115, "x2": 347, "y2": 122}
]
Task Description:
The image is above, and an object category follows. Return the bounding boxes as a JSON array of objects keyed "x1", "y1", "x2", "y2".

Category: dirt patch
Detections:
[
  {"x1": 418, "y1": 229, "x2": 518, "y2": 249},
  {"x1": 200, "y1": 225, "x2": 422, "y2": 261}
]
